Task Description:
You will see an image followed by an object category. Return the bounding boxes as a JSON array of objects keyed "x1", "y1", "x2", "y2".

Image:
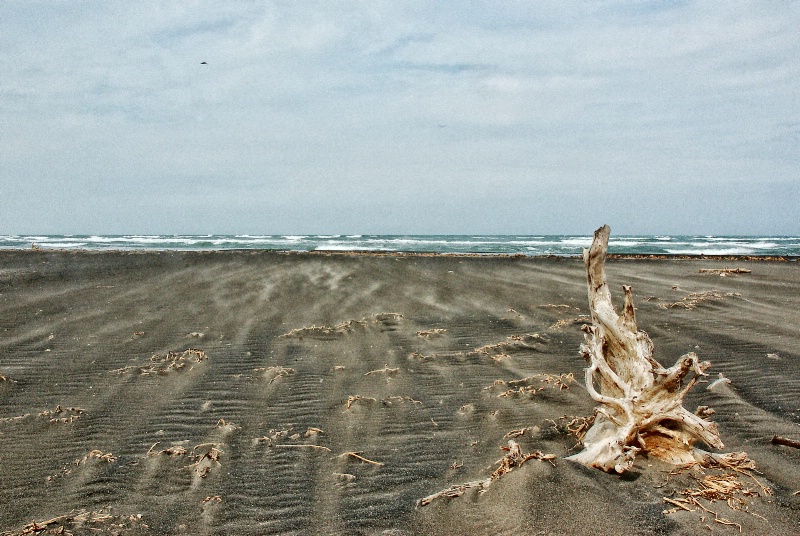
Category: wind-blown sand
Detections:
[{"x1": 0, "y1": 251, "x2": 798, "y2": 535}]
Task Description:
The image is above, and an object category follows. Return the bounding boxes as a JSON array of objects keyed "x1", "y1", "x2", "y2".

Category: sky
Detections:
[{"x1": 1, "y1": 1, "x2": 798, "y2": 235}]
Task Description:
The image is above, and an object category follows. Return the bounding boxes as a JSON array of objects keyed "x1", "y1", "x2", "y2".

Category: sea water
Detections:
[{"x1": 0, "y1": 235, "x2": 798, "y2": 256}]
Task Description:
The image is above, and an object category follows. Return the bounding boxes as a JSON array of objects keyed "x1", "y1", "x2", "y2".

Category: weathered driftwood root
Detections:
[{"x1": 566, "y1": 226, "x2": 725, "y2": 473}]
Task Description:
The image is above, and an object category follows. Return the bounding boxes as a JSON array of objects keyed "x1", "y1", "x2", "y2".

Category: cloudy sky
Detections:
[{"x1": 1, "y1": 1, "x2": 798, "y2": 235}]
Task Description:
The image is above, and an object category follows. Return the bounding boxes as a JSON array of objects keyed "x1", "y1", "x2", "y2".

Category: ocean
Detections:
[{"x1": 1, "y1": 234, "x2": 798, "y2": 256}]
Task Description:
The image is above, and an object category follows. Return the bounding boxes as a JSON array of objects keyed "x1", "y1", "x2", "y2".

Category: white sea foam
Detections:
[
  {"x1": 665, "y1": 248, "x2": 757, "y2": 255},
  {"x1": 0, "y1": 235, "x2": 796, "y2": 255}
]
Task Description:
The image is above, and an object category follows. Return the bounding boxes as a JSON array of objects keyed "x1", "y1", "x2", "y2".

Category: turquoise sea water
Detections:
[{"x1": 1, "y1": 235, "x2": 798, "y2": 256}]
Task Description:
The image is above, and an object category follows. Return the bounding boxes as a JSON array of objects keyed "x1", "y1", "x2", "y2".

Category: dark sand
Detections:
[{"x1": 0, "y1": 251, "x2": 798, "y2": 535}]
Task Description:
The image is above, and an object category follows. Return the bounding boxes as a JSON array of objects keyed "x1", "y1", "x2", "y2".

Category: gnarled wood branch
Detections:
[{"x1": 566, "y1": 225, "x2": 724, "y2": 473}]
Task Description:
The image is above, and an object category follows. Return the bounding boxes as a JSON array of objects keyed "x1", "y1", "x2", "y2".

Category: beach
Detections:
[{"x1": 0, "y1": 250, "x2": 798, "y2": 535}]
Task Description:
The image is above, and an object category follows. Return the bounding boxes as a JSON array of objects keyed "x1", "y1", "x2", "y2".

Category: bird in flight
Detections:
[{"x1": 200, "y1": 61, "x2": 208, "y2": 65}]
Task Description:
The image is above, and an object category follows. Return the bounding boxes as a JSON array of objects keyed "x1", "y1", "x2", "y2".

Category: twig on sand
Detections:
[
  {"x1": 662, "y1": 497, "x2": 695, "y2": 512},
  {"x1": 771, "y1": 435, "x2": 800, "y2": 449},
  {"x1": 273, "y1": 444, "x2": 332, "y2": 452},
  {"x1": 339, "y1": 451, "x2": 384, "y2": 466},
  {"x1": 417, "y1": 441, "x2": 555, "y2": 507},
  {"x1": 699, "y1": 268, "x2": 751, "y2": 276},
  {"x1": 714, "y1": 517, "x2": 743, "y2": 532},
  {"x1": 345, "y1": 395, "x2": 377, "y2": 409},
  {"x1": 659, "y1": 291, "x2": 741, "y2": 310},
  {"x1": 364, "y1": 365, "x2": 400, "y2": 377},
  {"x1": 417, "y1": 329, "x2": 447, "y2": 338},
  {"x1": 10, "y1": 510, "x2": 122, "y2": 536}
]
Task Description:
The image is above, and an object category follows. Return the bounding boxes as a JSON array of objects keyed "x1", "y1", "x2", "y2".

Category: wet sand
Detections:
[{"x1": 0, "y1": 250, "x2": 798, "y2": 535}]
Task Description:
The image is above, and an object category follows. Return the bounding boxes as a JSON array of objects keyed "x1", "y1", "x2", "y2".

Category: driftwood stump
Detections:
[{"x1": 567, "y1": 225, "x2": 724, "y2": 473}]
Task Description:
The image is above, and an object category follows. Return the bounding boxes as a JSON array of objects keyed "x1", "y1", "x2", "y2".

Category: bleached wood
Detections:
[{"x1": 566, "y1": 225, "x2": 724, "y2": 473}]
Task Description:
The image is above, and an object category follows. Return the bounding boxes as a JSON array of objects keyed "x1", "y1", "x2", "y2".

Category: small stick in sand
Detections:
[
  {"x1": 771, "y1": 435, "x2": 800, "y2": 449},
  {"x1": 339, "y1": 451, "x2": 384, "y2": 466},
  {"x1": 417, "y1": 329, "x2": 447, "y2": 338},
  {"x1": 662, "y1": 497, "x2": 695, "y2": 512},
  {"x1": 699, "y1": 268, "x2": 751, "y2": 276},
  {"x1": 345, "y1": 395, "x2": 377, "y2": 409},
  {"x1": 714, "y1": 517, "x2": 742, "y2": 531},
  {"x1": 364, "y1": 365, "x2": 400, "y2": 376},
  {"x1": 273, "y1": 444, "x2": 332, "y2": 452}
]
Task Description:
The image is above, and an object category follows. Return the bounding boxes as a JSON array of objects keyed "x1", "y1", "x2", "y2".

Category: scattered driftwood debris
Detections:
[
  {"x1": 273, "y1": 444, "x2": 332, "y2": 452},
  {"x1": 659, "y1": 291, "x2": 741, "y2": 310},
  {"x1": 147, "y1": 441, "x2": 223, "y2": 478},
  {"x1": 408, "y1": 351, "x2": 461, "y2": 361},
  {"x1": 111, "y1": 348, "x2": 208, "y2": 375},
  {"x1": 280, "y1": 313, "x2": 405, "y2": 340},
  {"x1": 344, "y1": 394, "x2": 421, "y2": 409},
  {"x1": 345, "y1": 395, "x2": 377, "y2": 409},
  {"x1": 364, "y1": 365, "x2": 400, "y2": 377},
  {"x1": 38, "y1": 405, "x2": 84, "y2": 424},
  {"x1": 410, "y1": 335, "x2": 548, "y2": 363},
  {"x1": 699, "y1": 268, "x2": 751, "y2": 276},
  {"x1": 82, "y1": 449, "x2": 117, "y2": 464},
  {"x1": 148, "y1": 443, "x2": 188, "y2": 457},
  {"x1": 338, "y1": 451, "x2": 384, "y2": 466},
  {"x1": 485, "y1": 373, "x2": 575, "y2": 398},
  {"x1": 189, "y1": 444, "x2": 223, "y2": 478},
  {"x1": 417, "y1": 441, "x2": 555, "y2": 507},
  {"x1": 568, "y1": 226, "x2": 728, "y2": 473},
  {"x1": 46, "y1": 450, "x2": 117, "y2": 482},
  {"x1": 771, "y1": 435, "x2": 800, "y2": 449},
  {"x1": 417, "y1": 328, "x2": 447, "y2": 338},
  {"x1": 2, "y1": 510, "x2": 147, "y2": 536},
  {"x1": 280, "y1": 320, "x2": 366, "y2": 340},
  {"x1": 256, "y1": 366, "x2": 296, "y2": 384},
  {"x1": 545, "y1": 415, "x2": 596, "y2": 447},
  {"x1": 663, "y1": 452, "x2": 771, "y2": 530},
  {"x1": 382, "y1": 396, "x2": 423, "y2": 406},
  {"x1": 549, "y1": 316, "x2": 589, "y2": 330},
  {"x1": 253, "y1": 427, "x2": 327, "y2": 447},
  {"x1": 1, "y1": 405, "x2": 84, "y2": 425},
  {"x1": 471, "y1": 333, "x2": 548, "y2": 361}
]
